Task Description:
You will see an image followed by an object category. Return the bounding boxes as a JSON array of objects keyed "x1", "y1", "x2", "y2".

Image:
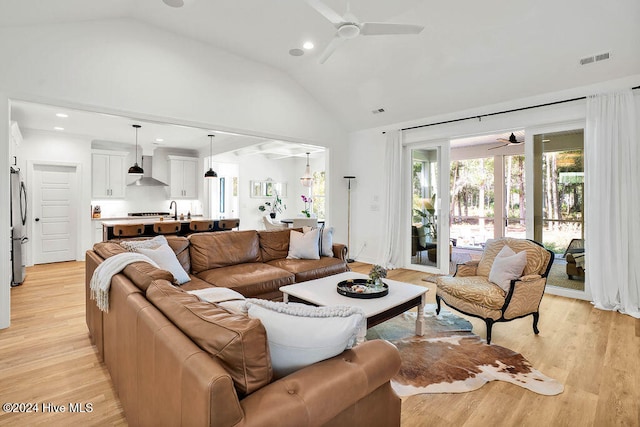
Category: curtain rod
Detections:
[{"x1": 383, "y1": 85, "x2": 640, "y2": 134}]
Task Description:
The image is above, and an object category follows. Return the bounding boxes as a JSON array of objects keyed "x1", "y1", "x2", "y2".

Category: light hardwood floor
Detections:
[{"x1": 1, "y1": 261, "x2": 638, "y2": 426}]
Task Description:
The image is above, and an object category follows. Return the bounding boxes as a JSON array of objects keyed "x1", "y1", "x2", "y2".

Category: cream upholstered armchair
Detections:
[{"x1": 436, "y1": 238, "x2": 553, "y2": 344}]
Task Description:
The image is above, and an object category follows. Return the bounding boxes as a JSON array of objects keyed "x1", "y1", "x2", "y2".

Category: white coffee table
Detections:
[{"x1": 280, "y1": 271, "x2": 427, "y2": 336}]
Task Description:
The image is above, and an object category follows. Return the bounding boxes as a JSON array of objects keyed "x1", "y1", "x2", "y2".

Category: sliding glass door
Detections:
[
  {"x1": 410, "y1": 141, "x2": 450, "y2": 274},
  {"x1": 532, "y1": 127, "x2": 585, "y2": 293}
]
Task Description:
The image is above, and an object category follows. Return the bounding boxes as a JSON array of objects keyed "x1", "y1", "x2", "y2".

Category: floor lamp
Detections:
[{"x1": 344, "y1": 176, "x2": 356, "y2": 263}]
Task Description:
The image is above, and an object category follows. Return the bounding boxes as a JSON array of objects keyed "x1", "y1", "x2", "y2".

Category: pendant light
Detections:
[
  {"x1": 300, "y1": 152, "x2": 312, "y2": 187},
  {"x1": 204, "y1": 134, "x2": 218, "y2": 178},
  {"x1": 128, "y1": 124, "x2": 144, "y2": 175}
]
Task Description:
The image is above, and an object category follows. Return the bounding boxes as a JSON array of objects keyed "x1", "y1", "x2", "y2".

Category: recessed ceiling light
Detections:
[
  {"x1": 56, "y1": 113, "x2": 68, "y2": 118},
  {"x1": 289, "y1": 48, "x2": 304, "y2": 57},
  {"x1": 54, "y1": 126, "x2": 64, "y2": 131},
  {"x1": 155, "y1": 138, "x2": 164, "y2": 142},
  {"x1": 303, "y1": 41, "x2": 314, "y2": 50}
]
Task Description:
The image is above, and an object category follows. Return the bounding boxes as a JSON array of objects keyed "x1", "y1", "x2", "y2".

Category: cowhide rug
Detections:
[{"x1": 366, "y1": 305, "x2": 564, "y2": 396}]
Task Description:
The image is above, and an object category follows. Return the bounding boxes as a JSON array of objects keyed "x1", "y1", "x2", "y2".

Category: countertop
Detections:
[{"x1": 97, "y1": 216, "x2": 216, "y2": 226}]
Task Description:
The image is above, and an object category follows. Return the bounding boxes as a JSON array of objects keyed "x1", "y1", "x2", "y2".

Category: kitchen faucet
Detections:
[{"x1": 169, "y1": 201, "x2": 177, "y2": 220}]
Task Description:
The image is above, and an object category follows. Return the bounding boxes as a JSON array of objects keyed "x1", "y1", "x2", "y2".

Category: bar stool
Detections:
[
  {"x1": 218, "y1": 218, "x2": 240, "y2": 231},
  {"x1": 113, "y1": 223, "x2": 145, "y2": 238},
  {"x1": 153, "y1": 221, "x2": 181, "y2": 235},
  {"x1": 189, "y1": 220, "x2": 214, "y2": 232}
]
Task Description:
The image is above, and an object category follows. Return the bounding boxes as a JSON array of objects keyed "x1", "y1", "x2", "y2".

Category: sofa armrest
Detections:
[
  {"x1": 238, "y1": 340, "x2": 400, "y2": 427},
  {"x1": 504, "y1": 276, "x2": 547, "y2": 320},
  {"x1": 332, "y1": 243, "x2": 348, "y2": 261},
  {"x1": 455, "y1": 260, "x2": 479, "y2": 277}
]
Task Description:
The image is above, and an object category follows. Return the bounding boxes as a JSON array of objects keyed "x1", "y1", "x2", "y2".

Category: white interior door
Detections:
[{"x1": 32, "y1": 164, "x2": 78, "y2": 264}]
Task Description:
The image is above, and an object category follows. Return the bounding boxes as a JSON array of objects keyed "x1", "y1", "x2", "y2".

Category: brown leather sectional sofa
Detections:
[{"x1": 85, "y1": 229, "x2": 402, "y2": 427}]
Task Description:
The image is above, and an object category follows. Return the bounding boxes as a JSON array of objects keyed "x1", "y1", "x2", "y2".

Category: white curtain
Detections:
[
  {"x1": 377, "y1": 130, "x2": 404, "y2": 269},
  {"x1": 585, "y1": 89, "x2": 640, "y2": 318}
]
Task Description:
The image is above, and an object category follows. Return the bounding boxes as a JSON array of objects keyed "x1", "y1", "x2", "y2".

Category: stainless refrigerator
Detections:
[{"x1": 10, "y1": 166, "x2": 28, "y2": 286}]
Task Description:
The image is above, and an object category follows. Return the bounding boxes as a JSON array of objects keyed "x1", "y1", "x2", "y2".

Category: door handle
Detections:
[{"x1": 35, "y1": 218, "x2": 40, "y2": 222}]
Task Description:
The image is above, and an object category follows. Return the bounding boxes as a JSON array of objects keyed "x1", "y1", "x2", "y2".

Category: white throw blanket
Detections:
[{"x1": 90, "y1": 253, "x2": 158, "y2": 312}]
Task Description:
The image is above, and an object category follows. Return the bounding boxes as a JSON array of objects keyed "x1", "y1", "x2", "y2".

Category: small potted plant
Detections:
[
  {"x1": 259, "y1": 194, "x2": 285, "y2": 219},
  {"x1": 301, "y1": 194, "x2": 313, "y2": 218},
  {"x1": 369, "y1": 264, "x2": 387, "y2": 289}
]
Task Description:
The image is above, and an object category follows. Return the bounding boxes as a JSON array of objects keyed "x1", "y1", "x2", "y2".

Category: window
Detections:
[{"x1": 312, "y1": 171, "x2": 325, "y2": 219}]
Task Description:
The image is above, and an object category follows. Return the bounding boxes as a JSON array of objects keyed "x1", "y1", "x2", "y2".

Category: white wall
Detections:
[
  {"x1": 1, "y1": 94, "x2": 10, "y2": 328},
  {"x1": 348, "y1": 75, "x2": 640, "y2": 265},
  {"x1": 0, "y1": 18, "x2": 349, "y2": 329}
]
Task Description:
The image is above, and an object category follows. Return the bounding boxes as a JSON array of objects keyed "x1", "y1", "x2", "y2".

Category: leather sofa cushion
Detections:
[
  {"x1": 257, "y1": 229, "x2": 292, "y2": 262},
  {"x1": 180, "y1": 275, "x2": 218, "y2": 292},
  {"x1": 146, "y1": 280, "x2": 272, "y2": 396},
  {"x1": 93, "y1": 241, "x2": 175, "y2": 291},
  {"x1": 166, "y1": 236, "x2": 190, "y2": 273},
  {"x1": 94, "y1": 241, "x2": 127, "y2": 258},
  {"x1": 267, "y1": 257, "x2": 349, "y2": 283},
  {"x1": 196, "y1": 263, "x2": 294, "y2": 298},
  {"x1": 189, "y1": 231, "x2": 261, "y2": 273},
  {"x1": 123, "y1": 262, "x2": 176, "y2": 291}
]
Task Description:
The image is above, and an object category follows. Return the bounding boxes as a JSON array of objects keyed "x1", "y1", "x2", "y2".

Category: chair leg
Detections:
[
  {"x1": 532, "y1": 312, "x2": 540, "y2": 334},
  {"x1": 485, "y1": 319, "x2": 494, "y2": 344},
  {"x1": 435, "y1": 295, "x2": 441, "y2": 315}
]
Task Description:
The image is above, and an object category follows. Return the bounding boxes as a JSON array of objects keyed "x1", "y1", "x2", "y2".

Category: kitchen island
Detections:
[{"x1": 98, "y1": 217, "x2": 239, "y2": 241}]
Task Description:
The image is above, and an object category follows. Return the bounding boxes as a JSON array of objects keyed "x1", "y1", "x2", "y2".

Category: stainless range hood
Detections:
[{"x1": 127, "y1": 156, "x2": 168, "y2": 187}]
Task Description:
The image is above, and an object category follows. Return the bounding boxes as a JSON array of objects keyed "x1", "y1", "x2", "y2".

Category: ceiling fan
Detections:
[
  {"x1": 488, "y1": 133, "x2": 523, "y2": 150},
  {"x1": 305, "y1": 0, "x2": 425, "y2": 64}
]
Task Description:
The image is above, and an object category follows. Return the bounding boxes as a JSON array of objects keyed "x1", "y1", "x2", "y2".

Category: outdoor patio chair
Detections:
[
  {"x1": 436, "y1": 237, "x2": 554, "y2": 344},
  {"x1": 564, "y1": 238, "x2": 585, "y2": 279}
]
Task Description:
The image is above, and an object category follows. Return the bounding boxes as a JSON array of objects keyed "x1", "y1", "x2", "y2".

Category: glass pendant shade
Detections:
[
  {"x1": 128, "y1": 124, "x2": 144, "y2": 175},
  {"x1": 205, "y1": 134, "x2": 218, "y2": 178},
  {"x1": 300, "y1": 152, "x2": 313, "y2": 187}
]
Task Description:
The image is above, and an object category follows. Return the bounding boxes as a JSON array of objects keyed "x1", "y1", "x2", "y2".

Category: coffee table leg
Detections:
[
  {"x1": 415, "y1": 294, "x2": 425, "y2": 336},
  {"x1": 283, "y1": 293, "x2": 289, "y2": 303}
]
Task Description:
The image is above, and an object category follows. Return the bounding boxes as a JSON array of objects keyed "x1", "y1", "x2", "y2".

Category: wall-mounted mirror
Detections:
[{"x1": 250, "y1": 180, "x2": 287, "y2": 198}]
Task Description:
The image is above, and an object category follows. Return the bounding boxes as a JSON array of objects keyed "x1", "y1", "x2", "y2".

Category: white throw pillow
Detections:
[
  {"x1": 320, "y1": 226, "x2": 334, "y2": 257},
  {"x1": 489, "y1": 245, "x2": 528, "y2": 292},
  {"x1": 120, "y1": 235, "x2": 168, "y2": 252},
  {"x1": 137, "y1": 244, "x2": 191, "y2": 285},
  {"x1": 301, "y1": 226, "x2": 334, "y2": 257},
  {"x1": 244, "y1": 299, "x2": 365, "y2": 378},
  {"x1": 287, "y1": 228, "x2": 320, "y2": 260}
]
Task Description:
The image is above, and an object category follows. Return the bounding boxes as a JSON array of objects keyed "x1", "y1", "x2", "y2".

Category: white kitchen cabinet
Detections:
[
  {"x1": 168, "y1": 155, "x2": 198, "y2": 199},
  {"x1": 93, "y1": 221, "x2": 105, "y2": 245},
  {"x1": 92, "y1": 150, "x2": 128, "y2": 198}
]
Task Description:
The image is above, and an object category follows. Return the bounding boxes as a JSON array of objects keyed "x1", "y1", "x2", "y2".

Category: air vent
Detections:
[
  {"x1": 372, "y1": 108, "x2": 385, "y2": 114},
  {"x1": 580, "y1": 52, "x2": 610, "y2": 65},
  {"x1": 580, "y1": 56, "x2": 594, "y2": 65}
]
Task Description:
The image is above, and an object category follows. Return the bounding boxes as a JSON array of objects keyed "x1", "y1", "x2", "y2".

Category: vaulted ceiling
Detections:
[{"x1": 2, "y1": 0, "x2": 639, "y2": 132}]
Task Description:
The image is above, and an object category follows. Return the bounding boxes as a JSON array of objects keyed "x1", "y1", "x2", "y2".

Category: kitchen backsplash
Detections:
[{"x1": 92, "y1": 193, "x2": 203, "y2": 218}]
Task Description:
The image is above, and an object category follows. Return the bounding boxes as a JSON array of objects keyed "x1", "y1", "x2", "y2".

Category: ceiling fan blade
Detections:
[
  {"x1": 319, "y1": 36, "x2": 346, "y2": 64},
  {"x1": 488, "y1": 144, "x2": 509, "y2": 151},
  {"x1": 360, "y1": 22, "x2": 424, "y2": 36},
  {"x1": 305, "y1": 0, "x2": 344, "y2": 25}
]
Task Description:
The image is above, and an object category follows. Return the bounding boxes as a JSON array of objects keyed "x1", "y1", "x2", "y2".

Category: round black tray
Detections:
[{"x1": 337, "y1": 278, "x2": 389, "y2": 299}]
